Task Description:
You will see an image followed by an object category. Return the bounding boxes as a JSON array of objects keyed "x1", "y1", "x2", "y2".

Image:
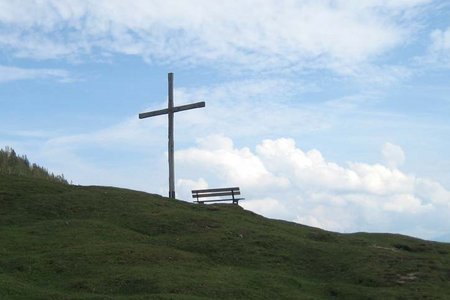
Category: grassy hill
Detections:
[{"x1": 1, "y1": 175, "x2": 449, "y2": 299}]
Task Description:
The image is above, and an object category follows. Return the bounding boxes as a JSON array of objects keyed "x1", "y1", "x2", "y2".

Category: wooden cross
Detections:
[{"x1": 139, "y1": 73, "x2": 205, "y2": 199}]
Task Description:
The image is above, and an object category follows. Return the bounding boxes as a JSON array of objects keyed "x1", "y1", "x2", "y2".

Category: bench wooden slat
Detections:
[
  {"x1": 192, "y1": 187, "x2": 239, "y2": 193},
  {"x1": 193, "y1": 191, "x2": 240, "y2": 198},
  {"x1": 198, "y1": 198, "x2": 244, "y2": 203}
]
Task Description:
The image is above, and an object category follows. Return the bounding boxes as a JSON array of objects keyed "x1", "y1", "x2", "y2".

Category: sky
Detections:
[{"x1": 1, "y1": 0, "x2": 450, "y2": 242}]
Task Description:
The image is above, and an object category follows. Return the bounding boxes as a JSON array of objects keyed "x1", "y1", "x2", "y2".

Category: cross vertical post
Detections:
[
  {"x1": 139, "y1": 73, "x2": 205, "y2": 199},
  {"x1": 168, "y1": 73, "x2": 175, "y2": 199}
]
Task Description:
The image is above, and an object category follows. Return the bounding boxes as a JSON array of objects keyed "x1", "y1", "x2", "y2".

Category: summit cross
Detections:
[{"x1": 139, "y1": 73, "x2": 205, "y2": 199}]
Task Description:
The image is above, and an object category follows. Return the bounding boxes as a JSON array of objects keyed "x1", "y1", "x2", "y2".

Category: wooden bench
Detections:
[{"x1": 192, "y1": 187, "x2": 244, "y2": 205}]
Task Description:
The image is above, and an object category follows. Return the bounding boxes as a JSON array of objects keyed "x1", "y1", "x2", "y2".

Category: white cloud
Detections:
[
  {"x1": 382, "y1": 142, "x2": 405, "y2": 168},
  {"x1": 294, "y1": 206, "x2": 356, "y2": 233},
  {"x1": 176, "y1": 135, "x2": 450, "y2": 240},
  {"x1": 382, "y1": 194, "x2": 426, "y2": 213},
  {"x1": 243, "y1": 198, "x2": 289, "y2": 219},
  {"x1": 176, "y1": 135, "x2": 289, "y2": 189},
  {"x1": 255, "y1": 138, "x2": 413, "y2": 196},
  {"x1": 0, "y1": 0, "x2": 429, "y2": 72},
  {"x1": 0, "y1": 65, "x2": 71, "y2": 83}
]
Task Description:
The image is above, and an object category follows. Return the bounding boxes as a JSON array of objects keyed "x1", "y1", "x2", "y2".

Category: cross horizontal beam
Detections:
[{"x1": 139, "y1": 101, "x2": 205, "y2": 119}]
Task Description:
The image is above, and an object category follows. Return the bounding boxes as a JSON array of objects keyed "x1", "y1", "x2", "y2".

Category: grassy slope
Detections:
[{"x1": 0, "y1": 175, "x2": 449, "y2": 299}]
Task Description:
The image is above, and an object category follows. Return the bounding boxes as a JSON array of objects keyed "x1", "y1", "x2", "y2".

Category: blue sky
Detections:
[{"x1": 1, "y1": 0, "x2": 450, "y2": 242}]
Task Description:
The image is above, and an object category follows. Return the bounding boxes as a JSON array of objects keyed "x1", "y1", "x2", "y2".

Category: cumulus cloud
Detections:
[
  {"x1": 176, "y1": 135, "x2": 289, "y2": 189},
  {"x1": 256, "y1": 138, "x2": 414, "y2": 196},
  {"x1": 176, "y1": 135, "x2": 450, "y2": 240},
  {"x1": 382, "y1": 142, "x2": 405, "y2": 168},
  {"x1": 0, "y1": 0, "x2": 430, "y2": 72},
  {"x1": 243, "y1": 197, "x2": 290, "y2": 219}
]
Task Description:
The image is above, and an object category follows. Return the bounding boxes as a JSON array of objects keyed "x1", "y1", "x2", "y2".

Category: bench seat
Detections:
[{"x1": 192, "y1": 187, "x2": 244, "y2": 205}]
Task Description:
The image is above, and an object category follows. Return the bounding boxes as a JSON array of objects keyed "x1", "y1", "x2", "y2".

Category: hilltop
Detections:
[{"x1": 1, "y1": 174, "x2": 449, "y2": 299}]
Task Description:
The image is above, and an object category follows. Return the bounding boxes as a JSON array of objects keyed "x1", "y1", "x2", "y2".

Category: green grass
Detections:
[{"x1": 1, "y1": 174, "x2": 449, "y2": 299}]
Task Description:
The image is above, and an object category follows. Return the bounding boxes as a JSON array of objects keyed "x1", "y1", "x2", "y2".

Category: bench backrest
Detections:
[{"x1": 192, "y1": 187, "x2": 240, "y2": 200}]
